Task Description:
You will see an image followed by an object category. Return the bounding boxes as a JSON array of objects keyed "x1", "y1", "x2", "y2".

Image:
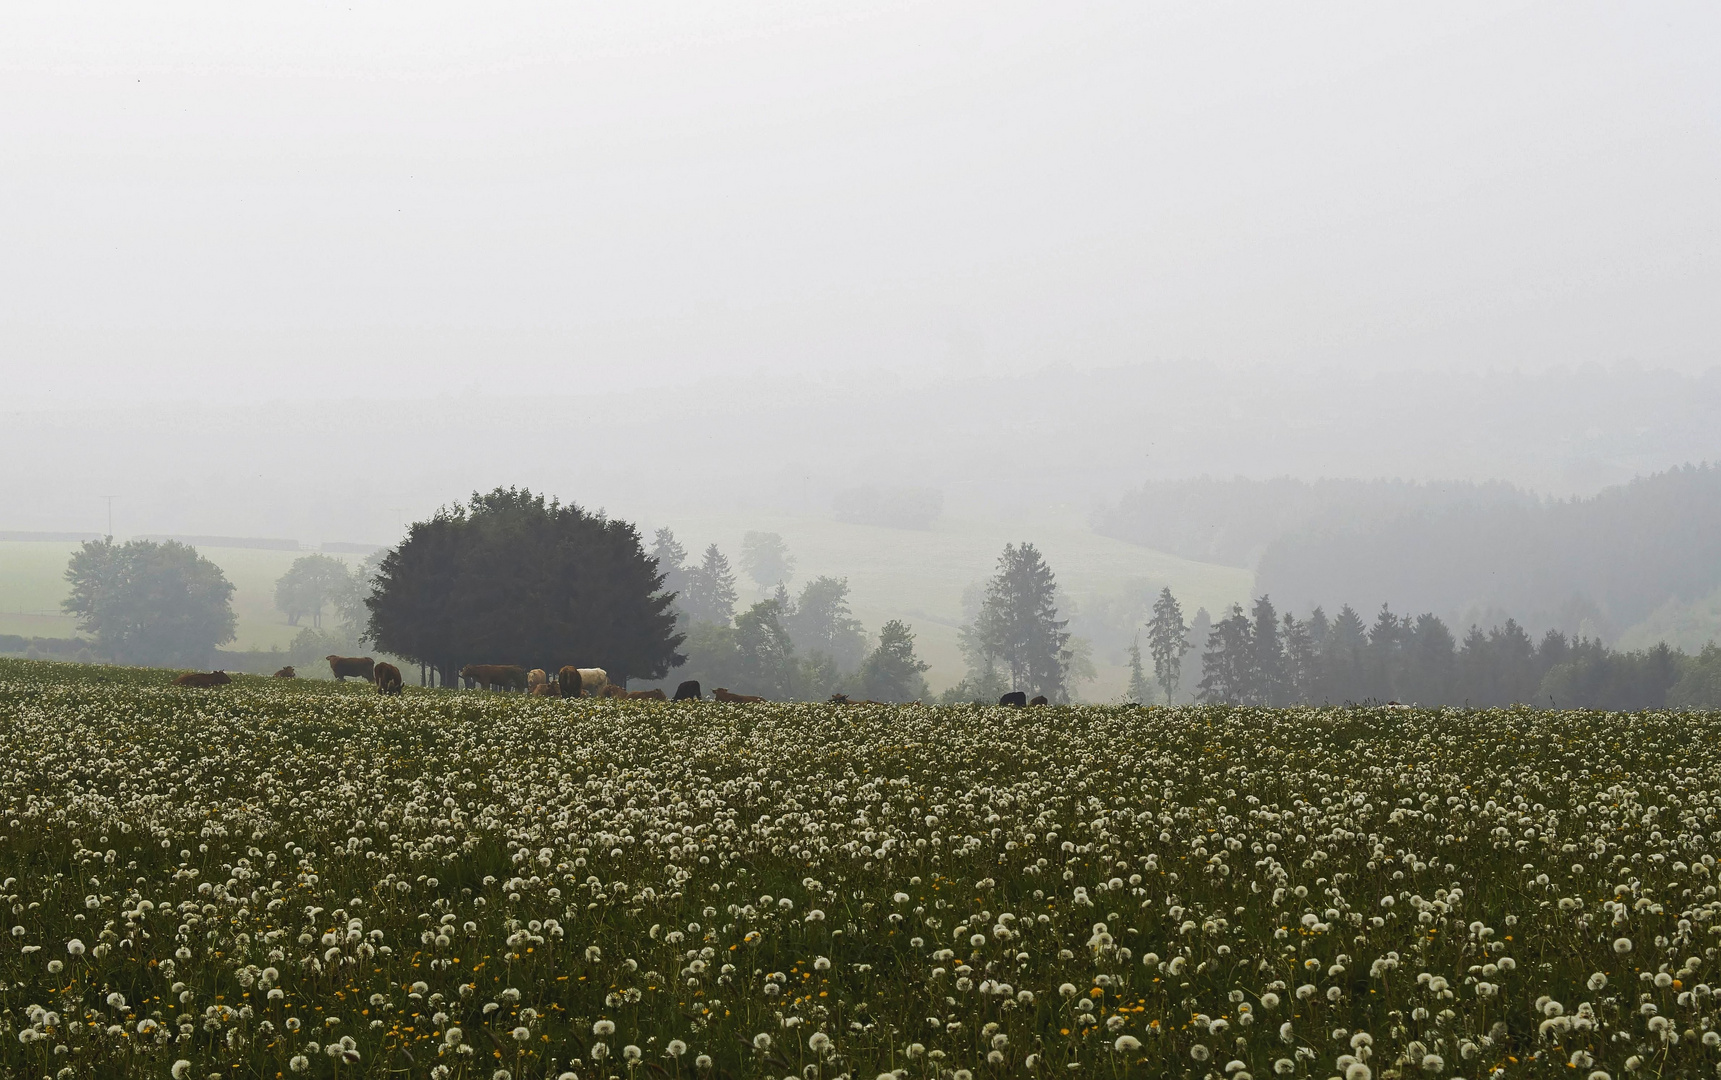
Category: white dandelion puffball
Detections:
[{"x1": 1613, "y1": 937, "x2": 1633, "y2": 955}]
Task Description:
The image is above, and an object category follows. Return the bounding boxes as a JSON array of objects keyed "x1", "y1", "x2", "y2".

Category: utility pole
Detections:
[{"x1": 100, "y1": 495, "x2": 117, "y2": 539}]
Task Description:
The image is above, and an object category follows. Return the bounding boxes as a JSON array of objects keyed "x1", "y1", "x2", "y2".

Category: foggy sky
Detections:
[{"x1": 4, "y1": 2, "x2": 1719, "y2": 409}]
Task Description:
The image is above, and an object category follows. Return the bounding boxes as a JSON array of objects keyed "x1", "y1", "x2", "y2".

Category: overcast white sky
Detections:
[{"x1": 2, "y1": 1, "x2": 1717, "y2": 409}]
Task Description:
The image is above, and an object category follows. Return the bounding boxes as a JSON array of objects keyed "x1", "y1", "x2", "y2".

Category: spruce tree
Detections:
[
  {"x1": 1250, "y1": 595, "x2": 1283, "y2": 704},
  {"x1": 650, "y1": 528, "x2": 689, "y2": 620},
  {"x1": 1196, "y1": 604, "x2": 1253, "y2": 703},
  {"x1": 1282, "y1": 613, "x2": 1316, "y2": 703},
  {"x1": 973, "y1": 542, "x2": 1071, "y2": 701},
  {"x1": 1146, "y1": 587, "x2": 1190, "y2": 704},
  {"x1": 680, "y1": 544, "x2": 739, "y2": 626},
  {"x1": 1126, "y1": 634, "x2": 1154, "y2": 704}
]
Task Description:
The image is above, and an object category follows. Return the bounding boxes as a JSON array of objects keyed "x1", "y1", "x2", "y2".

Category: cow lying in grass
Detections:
[
  {"x1": 714, "y1": 687, "x2": 766, "y2": 703},
  {"x1": 174, "y1": 671, "x2": 231, "y2": 688}
]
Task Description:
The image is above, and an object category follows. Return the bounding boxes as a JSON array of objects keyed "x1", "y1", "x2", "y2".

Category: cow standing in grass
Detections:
[{"x1": 327, "y1": 655, "x2": 375, "y2": 683}]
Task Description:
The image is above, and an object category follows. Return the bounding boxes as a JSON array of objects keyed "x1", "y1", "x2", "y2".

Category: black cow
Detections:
[
  {"x1": 999, "y1": 690, "x2": 1027, "y2": 707},
  {"x1": 673, "y1": 680, "x2": 703, "y2": 701}
]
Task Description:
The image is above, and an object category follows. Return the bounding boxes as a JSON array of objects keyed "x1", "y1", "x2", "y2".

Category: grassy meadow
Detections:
[{"x1": 1, "y1": 657, "x2": 1715, "y2": 1079}]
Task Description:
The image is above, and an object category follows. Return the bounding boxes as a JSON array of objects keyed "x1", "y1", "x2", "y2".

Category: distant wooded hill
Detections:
[
  {"x1": 1094, "y1": 477, "x2": 1534, "y2": 568},
  {"x1": 1254, "y1": 465, "x2": 1721, "y2": 639}
]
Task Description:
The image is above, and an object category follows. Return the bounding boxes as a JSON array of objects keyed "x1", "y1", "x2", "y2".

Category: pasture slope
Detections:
[{"x1": 0, "y1": 656, "x2": 1713, "y2": 1078}]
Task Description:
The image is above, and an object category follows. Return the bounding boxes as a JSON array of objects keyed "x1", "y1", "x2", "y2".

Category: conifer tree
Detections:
[
  {"x1": 680, "y1": 544, "x2": 739, "y2": 627},
  {"x1": 1250, "y1": 595, "x2": 1283, "y2": 704},
  {"x1": 973, "y1": 542, "x2": 1071, "y2": 701},
  {"x1": 1197, "y1": 604, "x2": 1253, "y2": 703},
  {"x1": 1126, "y1": 634, "x2": 1154, "y2": 704},
  {"x1": 1146, "y1": 587, "x2": 1190, "y2": 704}
]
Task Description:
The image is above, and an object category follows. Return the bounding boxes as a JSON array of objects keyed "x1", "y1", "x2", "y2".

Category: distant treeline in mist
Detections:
[
  {"x1": 1100, "y1": 465, "x2": 1721, "y2": 642},
  {"x1": 1257, "y1": 465, "x2": 1721, "y2": 638},
  {"x1": 1167, "y1": 593, "x2": 1721, "y2": 711},
  {"x1": 1095, "y1": 476, "x2": 1532, "y2": 568}
]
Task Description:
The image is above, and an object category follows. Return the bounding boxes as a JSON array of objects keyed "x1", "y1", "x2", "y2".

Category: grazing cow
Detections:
[
  {"x1": 999, "y1": 690, "x2": 1027, "y2": 707},
  {"x1": 527, "y1": 668, "x2": 547, "y2": 693},
  {"x1": 556, "y1": 666, "x2": 609, "y2": 698},
  {"x1": 273, "y1": 666, "x2": 296, "y2": 679},
  {"x1": 1028, "y1": 695, "x2": 1049, "y2": 706},
  {"x1": 327, "y1": 655, "x2": 376, "y2": 683},
  {"x1": 374, "y1": 662, "x2": 403, "y2": 695},
  {"x1": 713, "y1": 687, "x2": 766, "y2": 703},
  {"x1": 174, "y1": 671, "x2": 232, "y2": 688},
  {"x1": 672, "y1": 680, "x2": 702, "y2": 701},
  {"x1": 626, "y1": 688, "x2": 668, "y2": 701},
  {"x1": 461, "y1": 664, "x2": 528, "y2": 692}
]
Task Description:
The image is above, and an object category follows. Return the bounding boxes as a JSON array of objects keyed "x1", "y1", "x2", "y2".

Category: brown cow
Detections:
[
  {"x1": 626, "y1": 688, "x2": 668, "y2": 701},
  {"x1": 527, "y1": 668, "x2": 547, "y2": 693},
  {"x1": 713, "y1": 687, "x2": 766, "y2": 703},
  {"x1": 375, "y1": 662, "x2": 403, "y2": 696},
  {"x1": 460, "y1": 664, "x2": 528, "y2": 692},
  {"x1": 601, "y1": 684, "x2": 629, "y2": 699},
  {"x1": 530, "y1": 682, "x2": 560, "y2": 697},
  {"x1": 273, "y1": 666, "x2": 296, "y2": 678},
  {"x1": 1028, "y1": 695, "x2": 1049, "y2": 706},
  {"x1": 327, "y1": 655, "x2": 375, "y2": 683},
  {"x1": 557, "y1": 666, "x2": 609, "y2": 698},
  {"x1": 173, "y1": 671, "x2": 232, "y2": 688}
]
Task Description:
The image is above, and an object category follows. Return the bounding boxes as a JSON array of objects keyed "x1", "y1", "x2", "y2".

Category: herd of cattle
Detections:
[{"x1": 170, "y1": 655, "x2": 1053, "y2": 706}]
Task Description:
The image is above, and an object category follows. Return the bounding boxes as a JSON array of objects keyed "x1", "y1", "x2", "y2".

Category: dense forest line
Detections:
[{"x1": 1157, "y1": 592, "x2": 1721, "y2": 710}]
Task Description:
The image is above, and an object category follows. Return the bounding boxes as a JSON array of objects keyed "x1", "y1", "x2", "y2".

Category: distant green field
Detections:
[{"x1": 0, "y1": 513, "x2": 1253, "y2": 698}]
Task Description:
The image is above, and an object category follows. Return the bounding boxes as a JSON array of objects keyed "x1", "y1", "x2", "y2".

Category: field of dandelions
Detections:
[{"x1": 3, "y1": 659, "x2": 1720, "y2": 1080}]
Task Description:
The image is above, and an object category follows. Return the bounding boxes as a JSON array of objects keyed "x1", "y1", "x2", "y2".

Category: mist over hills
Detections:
[{"x1": 2, "y1": 361, "x2": 1717, "y2": 545}]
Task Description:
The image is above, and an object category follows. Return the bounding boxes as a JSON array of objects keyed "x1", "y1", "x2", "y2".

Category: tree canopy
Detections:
[
  {"x1": 62, "y1": 538, "x2": 236, "y2": 667},
  {"x1": 273, "y1": 553, "x2": 355, "y2": 628},
  {"x1": 365, "y1": 488, "x2": 683, "y2": 684}
]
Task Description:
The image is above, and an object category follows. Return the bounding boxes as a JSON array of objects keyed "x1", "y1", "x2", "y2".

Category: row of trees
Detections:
[
  {"x1": 647, "y1": 528, "x2": 929, "y2": 701},
  {"x1": 1132, "y1": 588, "x2": 1721, "y2": 709}
]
